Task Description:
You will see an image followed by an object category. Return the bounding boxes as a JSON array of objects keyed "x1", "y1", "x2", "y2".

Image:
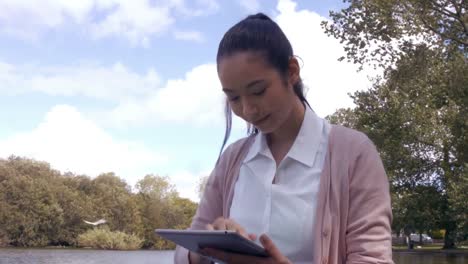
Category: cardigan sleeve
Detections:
[
  {"x1": 174, "y1": 149, "x2": 228, "y2": 264},
  {"x1": 346, "y1": 138, "x2": 394, "y2": 264}
]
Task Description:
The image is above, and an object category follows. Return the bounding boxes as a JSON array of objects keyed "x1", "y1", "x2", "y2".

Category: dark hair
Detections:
[{"x1": 216, "y1": 13, "x2": 310, "y2": 160}]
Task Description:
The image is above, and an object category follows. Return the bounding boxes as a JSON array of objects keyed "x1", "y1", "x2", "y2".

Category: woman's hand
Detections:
[
  {"x1": 206, "y1": 217, "x2": 257, "y2": 241},
  {"x1": 200, "y1": 232, "x2": 292, "y2": 264}
]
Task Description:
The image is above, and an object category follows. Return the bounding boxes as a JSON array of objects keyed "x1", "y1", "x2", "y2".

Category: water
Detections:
[
  {"x1": 0, "y1": 249, "x2": 466, "y2": 264},
  {"x1": 393, "y1": 252, "x2": 467, "y2": 264},
  {"x1": 0, "y1": 249, "x2": 174, "y2": 264}
]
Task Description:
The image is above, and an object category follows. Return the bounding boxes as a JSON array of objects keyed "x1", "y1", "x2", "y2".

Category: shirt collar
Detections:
[
  {"x1": 243, "y1": 129, "x2": 268, "y2": 163},
  {"x1": 243, "y1": 106, "x2": 324, "y2": 167},
  {"x1": 287, "y1": 106, "x2": 324, "y2": 167}
]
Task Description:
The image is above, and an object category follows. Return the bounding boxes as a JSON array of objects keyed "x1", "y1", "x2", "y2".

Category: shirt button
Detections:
[{"x1": 323, "y1": 230, "x2": 329, "y2": 237}]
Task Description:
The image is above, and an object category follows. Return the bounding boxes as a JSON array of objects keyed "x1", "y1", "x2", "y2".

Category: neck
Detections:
[{"x1": 268, "y1": 98, "x2": 305, "y2": 146}]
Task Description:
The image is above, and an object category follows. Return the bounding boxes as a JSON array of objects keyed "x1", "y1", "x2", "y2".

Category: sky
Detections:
[{"x1": 0, "y1": 0, "x2": 379, "y2": 201}]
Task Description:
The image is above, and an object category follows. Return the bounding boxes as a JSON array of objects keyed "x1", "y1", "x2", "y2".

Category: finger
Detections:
[
  {"x1": 248, "y1": 233, "x2": 257, "y2": 241},
  {"x1": 226, "y1": 219, "x2": 249, "y2": 238},
  {"x1": 206, "y1": 224, "x2": 214, "y2": 230},
  {"x1": 259, "y1": 234, "x2": 288, "y2": 263},
  {"x1": 212, "y1": 217, "x2": 227, "y2": 230}
]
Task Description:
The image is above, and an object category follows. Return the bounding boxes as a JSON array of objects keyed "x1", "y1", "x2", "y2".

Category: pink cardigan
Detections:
[{"x1": 174, "y1": 125, "x2": 393, "y2": 264}]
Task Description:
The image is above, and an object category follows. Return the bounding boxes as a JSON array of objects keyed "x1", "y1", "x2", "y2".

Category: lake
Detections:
[
  {"x1": 0, "y1": 249, "x2": 466, "y2": 263},
  {"x1": 0, "y1": 249, "x2": 174, "y2": 264}
]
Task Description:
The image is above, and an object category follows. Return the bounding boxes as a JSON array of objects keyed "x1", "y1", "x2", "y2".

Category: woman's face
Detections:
[{"x1": 218, "y1": 52, "x2": 299, "y2": 134}]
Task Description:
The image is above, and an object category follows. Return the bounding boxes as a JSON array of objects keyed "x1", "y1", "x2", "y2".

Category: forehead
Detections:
[{"x1": 218, "y1": 52, "x2": 274, "y2": 86}]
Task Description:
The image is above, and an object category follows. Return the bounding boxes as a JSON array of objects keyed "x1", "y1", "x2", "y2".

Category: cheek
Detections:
[
  {"x1": 228, "y1": 102, "x2": 243, "y2": 117},
  {"x1": 268, "y1": 90, "x2": 293, "y2": 118}
]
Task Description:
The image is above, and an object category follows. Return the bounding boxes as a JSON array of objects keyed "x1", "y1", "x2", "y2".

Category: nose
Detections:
[{"x1": 242, "y1": 98, "x2": 259, "y2": 120}]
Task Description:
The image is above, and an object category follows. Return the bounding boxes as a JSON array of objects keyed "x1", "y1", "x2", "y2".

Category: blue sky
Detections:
[{"x1": 0, "y1": 0, "x2": 378, "y2": 201}]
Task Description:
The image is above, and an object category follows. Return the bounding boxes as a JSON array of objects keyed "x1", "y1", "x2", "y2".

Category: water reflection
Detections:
[
  {"x1": 0, "y1": 249, "x2": 174, "y2": 264},
  {"x1": 0, "y1": 249, "x2": 466, "y2": 264},
  {"x1": 393, "y1": 252, "x2": 467, "y2": 264}
]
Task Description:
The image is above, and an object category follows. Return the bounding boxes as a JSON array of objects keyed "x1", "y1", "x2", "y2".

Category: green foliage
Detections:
[
  {"x1": 0, "y1": 156, "x2": 198, "y2": 249},
  {"x1": 448, "y1": 165, "x2": 468, "y2": 239},
  {"x1": 430, "y1": 229, "x2": 446, "y2": 240},
  {"x1": 77, "y1": 227, "x2": 142, "y2": 250},
  {"x1": 325, "y1": 0, "x2": 467, "y2": 249},
  {"x1": 135, "y1": 175, "x2": 197, "y2": 249},
  {"x1": 322, "y1": 0, "x2": 467, "y2": 70}
]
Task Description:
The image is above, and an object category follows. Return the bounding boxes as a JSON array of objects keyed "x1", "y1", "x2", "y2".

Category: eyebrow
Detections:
[{"x1": 223, "y1": 79, "x2": 265, "y2": 93}]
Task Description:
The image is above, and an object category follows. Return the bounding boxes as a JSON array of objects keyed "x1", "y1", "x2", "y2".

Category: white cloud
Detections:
[
  {"x1": 169, "y1": 170, "x2": 211, "y2": 202},
  {"x1": 0, "y1": 0, "x2": 218, "y2": 45},
  {"x1": 105, "y1": 0, "x2": 379, "y2": 127},
  {"x1": 275, "y1": 0, "x2": 381, "y2": 117},
  {"x1": 0, "y1": 105, "x2": 167, "y2": 188},
  {"x1": 173, "y1": 30, "x2": 205, "y2": 43},
  {"x1": 89, "y1": 1, "x2": 174, "y2": 46},
  {"x1": 0, "y1": 61, "x2": 160, "y2": 101},
  {"x1": 239, "y1": 0, "x2": 261, "y2": 13},
  {"x1": 0, "y1": 0, "x2": 380, "y2": 127},
  {"x1": 172, "y1": 0, "x2": 220, "y2": 17},
  {"x1": 107, "y1": 63, "x2": 225, "y2": 126},
  {"x1": 0, "y1": 59, "x2": 225, "y2": 127}
]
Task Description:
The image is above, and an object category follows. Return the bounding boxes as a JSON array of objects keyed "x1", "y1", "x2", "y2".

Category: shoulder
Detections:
[
  {"x1": 223, "y1": 136, "x2": 252, "y2": 155},
  {"x1": 329, "y1": 124, "x2": 375, "y2": 154},
  {"x1": 216, "y1": 136, "x2": 254, "y2": 169},
  {"x1": 329, "y1": 125, "x2": 387, "y2": 183}
]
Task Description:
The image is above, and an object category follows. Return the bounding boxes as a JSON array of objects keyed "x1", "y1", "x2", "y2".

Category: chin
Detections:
[{"x1": 255, "y1": 124, "x2": 276, "y2": 134}]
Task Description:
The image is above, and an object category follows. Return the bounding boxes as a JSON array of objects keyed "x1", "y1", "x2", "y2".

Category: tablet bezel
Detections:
[{"x1": 155, "y1": 229, "x2": 269, "y2": 259}]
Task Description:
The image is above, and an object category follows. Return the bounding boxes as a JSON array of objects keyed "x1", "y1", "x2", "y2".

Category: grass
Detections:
[{"x1": 393, "y1": 243, "x2": 468, "y2": 253}]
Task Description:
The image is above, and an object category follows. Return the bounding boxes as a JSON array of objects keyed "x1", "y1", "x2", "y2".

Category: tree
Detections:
[
  {"x1": 0, "y1": 157, "x2": 65, "y2": 246},
  {"x1": 0, "y1": 156, "x2": 197, "y2": 249},
  {"x1": 328, "y1": 45, "x2": 467, "y2": 248},
  {"x1": 324, "y1": 0, "x2": 467, "y2": 249},
  {"x1": 90, "y1": 173, "x2": 142, "y2": 235},
  {"x1": 135, "y1": 174, "x2": 179, "y2": 248},
  {"x1": 448, "y1": 164, "x2": 468, "y2": 240},
  {"x1": 322, "y1": 0, "x2": 467, "y2": 70}
]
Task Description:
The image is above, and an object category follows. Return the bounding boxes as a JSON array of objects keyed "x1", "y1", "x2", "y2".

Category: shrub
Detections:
[
  {"x1": 0, "y1": 231, "x2": 10, "y2": 247},
  {"x1": 78, "y1": 227, "x2": 142, "y2": 250},
  {"x1": 429, "y1": 229, "x2": 445, "y2": 240}
]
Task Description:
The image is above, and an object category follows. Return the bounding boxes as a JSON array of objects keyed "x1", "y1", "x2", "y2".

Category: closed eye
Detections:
[{"x1": 253, "y1": 88, "x2": 265, "y2": 96}]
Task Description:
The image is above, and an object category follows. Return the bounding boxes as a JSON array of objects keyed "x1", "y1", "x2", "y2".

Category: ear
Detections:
[{"x1": 288, "y1": 56, "x2": 300, "y2": 89}]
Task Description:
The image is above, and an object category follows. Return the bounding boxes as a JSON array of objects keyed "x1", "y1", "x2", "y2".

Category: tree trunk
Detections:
[
  {"x1": 406, "y1": 235, "x2": 413, "y2": 250},
  {"x1": 443, "y1": 228, "x2": 456, "y2": 249}
]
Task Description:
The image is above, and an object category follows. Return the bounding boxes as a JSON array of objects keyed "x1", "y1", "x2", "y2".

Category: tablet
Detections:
[{"x1": 155, "y1": 229, "x2": 269, "y2": 259}]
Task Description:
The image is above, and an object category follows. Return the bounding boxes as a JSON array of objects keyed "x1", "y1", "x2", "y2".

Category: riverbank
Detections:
[
  {"x1": 0, "y1": 246, "x2": 168, "y2": 251},
  {"x1": 393, "y1": 247, "x2": 468, "y2": 256},
  {"x1": 1, "y1": 248, "x2": 467, "y2": 264}
]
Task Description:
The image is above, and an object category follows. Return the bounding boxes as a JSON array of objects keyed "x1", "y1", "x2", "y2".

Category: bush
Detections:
[
  {"x1": 77, "y1": 227, "x2": 142, "y2": 250},
  {"x1": 430, "y1": 229, "x2": 445, "y2": 240},
  {"x1": 0, "y1": 231, "x2": 10, "y2": 247}
]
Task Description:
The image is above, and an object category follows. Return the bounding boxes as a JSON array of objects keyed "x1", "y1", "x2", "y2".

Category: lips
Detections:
[{"x1": 252, "y1": 114, "x2": 270, "y2": 127}]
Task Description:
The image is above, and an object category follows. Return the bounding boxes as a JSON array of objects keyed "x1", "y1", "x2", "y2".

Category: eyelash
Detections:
[
  {"x1": 253, "y1": 88, "x2": 265, "y2": 95},
  {"x1": 228, "y1": 88, "x2": 266, "y2": 102}
]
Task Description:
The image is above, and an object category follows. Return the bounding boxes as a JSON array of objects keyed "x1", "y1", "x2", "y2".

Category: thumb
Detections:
[{"x1": 259, "y1": 234, "x2": 288, "y2": 262}]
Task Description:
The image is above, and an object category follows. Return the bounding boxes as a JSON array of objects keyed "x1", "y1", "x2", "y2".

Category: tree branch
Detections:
[
  {"x1": 430, "y1": 1, "x2": 459, "y2": 19},
  {"x1": 420, "y1": 16, "x2": 468, "y2": 46}
]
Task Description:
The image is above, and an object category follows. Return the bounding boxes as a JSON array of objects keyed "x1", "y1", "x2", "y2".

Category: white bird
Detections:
[{"x1": 83, "y1": 219, "x2": 107, "y2": 226}]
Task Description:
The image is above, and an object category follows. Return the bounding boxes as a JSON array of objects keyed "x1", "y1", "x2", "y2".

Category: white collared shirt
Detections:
[{"x1": 229, "y1": 106, "x2": 330, "y2": 264}]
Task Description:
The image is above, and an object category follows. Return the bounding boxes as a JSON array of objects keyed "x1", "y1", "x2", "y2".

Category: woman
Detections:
[{"x1": 175, "y1": 13, "x2": 393, "y2": 264}]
